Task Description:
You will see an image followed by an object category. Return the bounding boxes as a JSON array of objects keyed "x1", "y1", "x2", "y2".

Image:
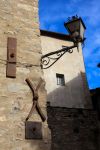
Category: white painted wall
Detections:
[{"x1": 41, "y1": 35, "x2": 92, "y2": 109}]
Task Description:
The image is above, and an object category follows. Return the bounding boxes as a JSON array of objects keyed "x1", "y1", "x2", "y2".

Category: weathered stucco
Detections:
[
  {"x1": 0, "y1": 1, "x2": 51, "y2": 150},
  {"x1": 41, "y1": 34, "x2": 92, "y2": 109}
]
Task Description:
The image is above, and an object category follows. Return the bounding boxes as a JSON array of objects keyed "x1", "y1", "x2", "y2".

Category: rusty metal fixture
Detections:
[
  {"x1": 25, "y1": 121, "x2": 42, "y2": 139},
  {"x1": 41, "y1": 43, "x2": 78, "y2": 69},
  {"x1": 6, "y1": 37, "x2": 17, "y2": 78},
  {"x1": 25, "y1": 78, "x2": 46, "y2": 122}
]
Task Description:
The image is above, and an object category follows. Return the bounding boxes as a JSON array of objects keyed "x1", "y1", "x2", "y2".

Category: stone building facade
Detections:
[
  {"x1": 40, "y1": 30, "x2": 92, "y2": 108},
  {"x1": 40, "y1": 30, "x2": 100, "y2": 150},
  {"x1": 0, "y1": 0, "x2": 99, "y2": 150},
  {"x1": 0, "y1": 1, "x2": 50, "y2": 150}
]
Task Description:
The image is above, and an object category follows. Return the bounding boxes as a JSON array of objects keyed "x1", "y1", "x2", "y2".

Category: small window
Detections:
[{"x1": 56, "y1": 73, "x2": 65, "y2": 86}]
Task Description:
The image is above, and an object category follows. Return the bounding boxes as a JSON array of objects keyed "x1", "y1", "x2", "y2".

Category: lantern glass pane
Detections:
[
  {"x1": 67, "y1": 20, "x2": 80, "y2": 34},
  {"x1": 80, "y1": 22, "x2": 85, "y2": 40}
]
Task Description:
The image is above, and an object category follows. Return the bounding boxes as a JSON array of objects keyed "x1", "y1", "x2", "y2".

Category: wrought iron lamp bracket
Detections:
[{"x1": 41, "y1": 43, "x2": 78, "y2": 69}]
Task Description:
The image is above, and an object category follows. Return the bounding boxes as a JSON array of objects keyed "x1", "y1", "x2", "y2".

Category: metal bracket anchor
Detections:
[{"x1": 25, "y1": 78, "x2": 46, "y2": 139}]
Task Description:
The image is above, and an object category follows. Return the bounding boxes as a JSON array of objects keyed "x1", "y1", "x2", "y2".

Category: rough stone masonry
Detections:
[{"x1": 0, "y1": 0, "x2": 51, "y2": 150}]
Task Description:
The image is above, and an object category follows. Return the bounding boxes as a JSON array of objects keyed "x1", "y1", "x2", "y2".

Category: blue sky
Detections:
[{"x1": 39, "y1": 0, "x2": 100, "y2": 89}]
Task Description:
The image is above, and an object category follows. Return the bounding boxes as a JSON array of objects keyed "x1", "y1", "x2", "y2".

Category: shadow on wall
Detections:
[
  {"x1": 47, "y1": 106, "x2": 99, "y2": 150},
  {"x1": 90, "y1": 88, "x2": 100, "y2": 119},
  {"x1": 46, "y1": 73, "x2": 100, "y2": 150},
  {"x1": 47, "y1": 73, "x2": 91, "y2": 109}
]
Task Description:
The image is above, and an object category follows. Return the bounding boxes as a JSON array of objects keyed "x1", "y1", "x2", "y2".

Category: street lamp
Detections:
[
  {"x1": 64, "y1": 16, "x2": 86, "y2": 43},
  {"x1": 41, "y1": 16, "x2": 86, "y2": 69}
]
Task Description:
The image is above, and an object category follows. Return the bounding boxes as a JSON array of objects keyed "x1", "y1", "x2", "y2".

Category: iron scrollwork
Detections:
[{"x1": 41, "y1": 44, "x2": 77, "y2": 69}]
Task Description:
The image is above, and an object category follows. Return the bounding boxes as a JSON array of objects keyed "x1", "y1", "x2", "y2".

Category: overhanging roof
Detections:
[{"x1": 40, "y1": 29, "x2": 73, "y2": 42}]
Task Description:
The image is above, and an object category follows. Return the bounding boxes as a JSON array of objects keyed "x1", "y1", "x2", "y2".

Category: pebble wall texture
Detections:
[{"x1": 0, "y1": 0, "x2": 51, "y2": 150}]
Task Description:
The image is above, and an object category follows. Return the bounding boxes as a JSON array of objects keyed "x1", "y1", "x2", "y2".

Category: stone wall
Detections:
[
  {"x1": 47, "y1": 106, "x2": 100, "y2": 150},
  {"x1": 0, "y1": 0, "x2": 50, "y2": 150}
]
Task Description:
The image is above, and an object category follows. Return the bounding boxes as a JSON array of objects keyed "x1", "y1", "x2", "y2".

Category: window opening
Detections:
[{"x1": 56, "y1": 73, "x2": 65, "y2": 86}]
